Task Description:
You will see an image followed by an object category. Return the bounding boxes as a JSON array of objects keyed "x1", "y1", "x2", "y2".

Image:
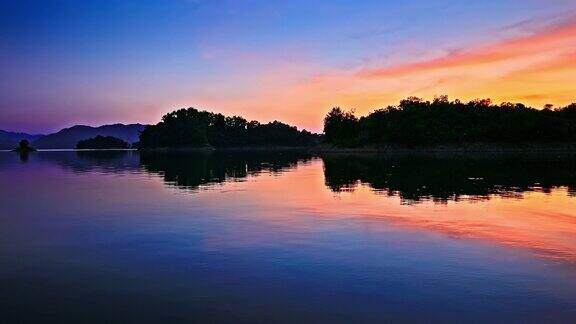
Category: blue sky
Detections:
[{"x1": 1, "y1": 0, "x2": 575, "y2": 133}]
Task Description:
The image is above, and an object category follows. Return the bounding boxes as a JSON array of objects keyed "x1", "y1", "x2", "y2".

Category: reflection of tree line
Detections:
[
  {"x1": 22, "y1": 150, "x2": 576, "y2": 202},
  {"x1": 19, "y1": 150, "x2": 311, "y2": 181},
  {"x1": 139, "y1": 151, "x2": 313, "y2": 190},
  {"x1": 140, "y1": 151, "x2": 576, "y2": 202},
  {"x1": 322, "y1": 154, "x2": 576, "y2": 203}
]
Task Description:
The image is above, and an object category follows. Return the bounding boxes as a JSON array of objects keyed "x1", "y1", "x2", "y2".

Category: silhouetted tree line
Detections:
[
  {"x1": 323, "y1": 154, "x2": 576, "y2": 204},
  {"x1": 139, "y1": 108, "x2": 320, "y2": 148},
  {"x1": 324, "y1": 96, "x2": 576, "y2": 147},
  {"x1": 76, "y1": 135, "x2": 129, "y2": 149}
]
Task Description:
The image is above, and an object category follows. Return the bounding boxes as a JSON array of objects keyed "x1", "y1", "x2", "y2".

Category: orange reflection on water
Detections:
[
  {"x1": 196, "y1": 160, "x2": 576, "y2": 263},
  {"x1": 359, "y1": 189, "x2": 576, "y2": 262}
]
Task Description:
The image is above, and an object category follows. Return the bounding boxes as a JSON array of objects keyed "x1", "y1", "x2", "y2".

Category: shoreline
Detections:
[
  {"x1": 141, "y1": 143, "x2": 576, "y2": 153},
  {"x1": 3, "y1": 143, "x2": 576, "y2": 155},
  {"x1": 311, "y1": 144, "x2": 576, "y2": 154}
]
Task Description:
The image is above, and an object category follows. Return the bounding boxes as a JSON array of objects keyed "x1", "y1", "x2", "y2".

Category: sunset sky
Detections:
[{"x1": 1, "y1": 0, "x2": 576, "y2": 133}]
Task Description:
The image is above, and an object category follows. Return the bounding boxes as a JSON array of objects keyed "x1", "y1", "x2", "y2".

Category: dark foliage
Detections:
[
  {"x1": 76, "y1": 135, "x2": 129, "y2": 149},
  {"x1": 324, "y1": 96, "x2": 576, "y2": 147},
  {"x1": 323, "y1": 107, "x2": 360, "y2": 146},
  {"x1": 19, "y1": 140, "x2": 30, "y2": 149},
  {"x1": 139, "y1": 108, "x2": 320, "y2": 148},
  {"x1": 12, "y1": 139, "x2": 36, "y2": 153}
]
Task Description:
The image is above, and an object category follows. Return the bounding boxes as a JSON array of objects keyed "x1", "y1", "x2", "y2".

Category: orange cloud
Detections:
[
  {"x1": 181, "y1": 16, "x2": 576, "y2": 132},
  {"x1": 298, "y1": 15, "x2": 576, "y2": 115},
  {"x1": 343, "y1": 15, "x2": 576, "y2": 108},
  {"x1": 357, "y1": 18, "x2": 576, "y2": 79}
]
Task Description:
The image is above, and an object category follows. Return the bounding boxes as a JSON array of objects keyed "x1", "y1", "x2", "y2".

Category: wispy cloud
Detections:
[
  {"x1": 356, "y1": 15, "x2": 576, "y2": 79},
  {"x1": 181, "y1": 14, "x2": 576, "y2": 132},
  {"x1": 292, "y1": 14, "x2": 576, "y2": 117}
]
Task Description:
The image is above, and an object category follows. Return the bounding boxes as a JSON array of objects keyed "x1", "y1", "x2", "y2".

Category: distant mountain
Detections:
[
  {"x1": 0, "y1": 130, "x2": 44, "y2": 150},
  {"x1": 33, "y1": 124, "x2": 147, "y2": 149}
]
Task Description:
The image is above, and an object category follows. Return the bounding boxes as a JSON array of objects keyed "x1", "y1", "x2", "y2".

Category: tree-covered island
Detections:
[
  {"x1": 138, "y1": 108, "x2": 320, "y2": 149},
  {"x1": 76, "y1": 135, "x2": 130, "y2": 149},
  {"x1": 138, "y1": 97, "x2": 576, "y2": 150},
  {"x1": 324, "y1": 96, "x2": 576, "y2": 147}
]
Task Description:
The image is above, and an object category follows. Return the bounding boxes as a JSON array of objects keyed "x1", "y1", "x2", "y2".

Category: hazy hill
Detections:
[
  {"x1": 33, "y1": 124, "x2": 146, "y2": 149},
  {"x1": 0, "y1": 130, "x2": 44, "y2": 150}
]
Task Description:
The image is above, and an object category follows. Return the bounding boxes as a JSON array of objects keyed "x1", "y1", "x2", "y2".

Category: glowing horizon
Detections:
[{"x1": 1, "y1": 1, "x2": 575, "y2": 133}]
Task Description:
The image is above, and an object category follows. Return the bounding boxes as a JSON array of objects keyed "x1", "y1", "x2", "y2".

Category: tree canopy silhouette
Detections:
[
  {"x1": 12, "y1": 139, "x2": 36, "y2": 153},
  {"x1": 76, "y1": 135, "x2": 129, "y2": 149},
  {"x1": 324, "y1": 97, "x2": 576, "y2": 147},
  {"x1": 139, "y1": 108, "x2": 320, "y2": 148},
  {"x1": 19, "y1": 140, "x2": 30, "y2": 150}
]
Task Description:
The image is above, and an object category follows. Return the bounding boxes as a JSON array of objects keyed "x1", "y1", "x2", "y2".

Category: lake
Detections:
[{"x1": 1, "y1": 150, "x2": 576, "y2": 323}]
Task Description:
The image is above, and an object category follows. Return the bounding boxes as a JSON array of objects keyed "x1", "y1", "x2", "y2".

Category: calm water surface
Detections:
[{"x1": 1, "y1": 151, "x2": 576, "y2": 323}]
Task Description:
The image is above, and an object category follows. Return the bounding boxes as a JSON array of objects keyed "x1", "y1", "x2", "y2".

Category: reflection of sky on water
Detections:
[{"x1": 0, "y1": 151, "x2": 575, "y2": 322}]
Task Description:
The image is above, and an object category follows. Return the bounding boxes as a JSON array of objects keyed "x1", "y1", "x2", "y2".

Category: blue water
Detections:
[{"x1": 0, "y1": 151, "x2": 575, "y2": 323}]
